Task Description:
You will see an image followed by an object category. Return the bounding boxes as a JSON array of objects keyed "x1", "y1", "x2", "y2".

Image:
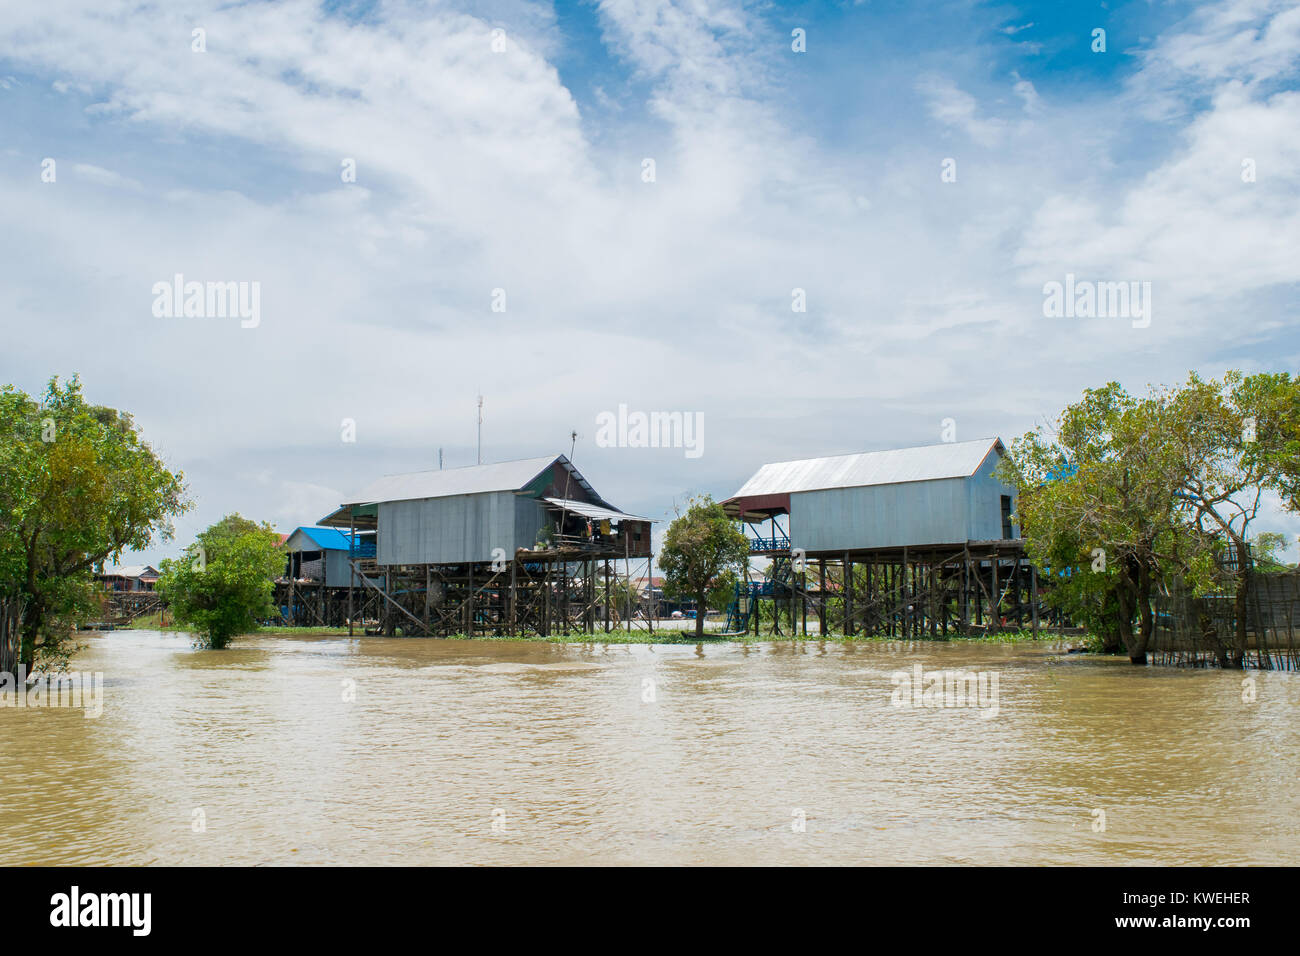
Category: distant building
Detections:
[
  {"x1": 282, "y1": 526, "x2": 372, "y2": 588},
  {"x1": 97, "y1": 565, "x2": 161, "y2": 592},
  {"x1": 632, "y1": 575, "x2": 664, "y2": 595}
]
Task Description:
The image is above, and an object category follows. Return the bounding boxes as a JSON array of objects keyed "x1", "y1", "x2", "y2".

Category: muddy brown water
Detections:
[{"x1": 1, "y1": 630, "x2": 1296, "y2": 865}]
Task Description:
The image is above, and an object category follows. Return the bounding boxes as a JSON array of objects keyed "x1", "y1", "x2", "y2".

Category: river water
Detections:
[{"x1": 1, "y1": 629, "x2": 1296, "y2": 865}]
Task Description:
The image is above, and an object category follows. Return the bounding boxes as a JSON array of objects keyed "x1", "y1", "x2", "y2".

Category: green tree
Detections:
[
  {"x1": 158, "y1": 515, "x2": 284, "y2": 649},
  {"x1": 0, "y1": 376, "x2": 187, "y2": 675},
  {"x1": 706, "y1": 568, "x2": 740, "y2": 613},
  {"x1": 659, "y1": 496, "x2": 750, "y2": 639},
  {"x1": 1156, "y1": 370, "x2": 1300, "y2": 664},
  {"x1": 1252, "y1": 532, "x2": 1293, "y2": 572},
  {"x1": 998, "y1": 382, "x2": 1199, "y2": 664},
  {"x1": 1000, "y1": 371, "x2": 1300, "y2": 665}
]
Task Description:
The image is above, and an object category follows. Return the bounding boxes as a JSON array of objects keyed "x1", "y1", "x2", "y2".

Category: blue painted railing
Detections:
[{"x1": 749, "y1": 534, "x2": 790, "y2": 552}]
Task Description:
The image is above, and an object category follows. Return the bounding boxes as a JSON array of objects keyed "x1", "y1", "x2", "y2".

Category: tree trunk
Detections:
[
  {"x1": 695, "y1": 590, "x2": 706, "y2": 640},
  {"x1": 1230, "y1": 535, "x2": 1251, "y2": 668},
  {"x1": 1116, "y1": 558, "x2": 1147, "y2": 665},
  {"x1": 0, "y1": 598, "x2": 23, "y2": 677},
  {"x1": 1134, "y1": 557, "x2": 1155, "y2": 664}
]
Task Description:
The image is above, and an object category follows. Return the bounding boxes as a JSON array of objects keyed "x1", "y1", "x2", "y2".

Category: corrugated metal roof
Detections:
[
  {"x1": 343, "y1": 455, "x2": 559, "y2": 506},
  {"x1": 731, "y1": 439, "x2": 1004, "y2": 497},
  {"x1": 542, "y1": 498, "x2": 654, "y2": 523},
  {"x1": 99, "y1": 565, "x2": 159, "y2": 579}
]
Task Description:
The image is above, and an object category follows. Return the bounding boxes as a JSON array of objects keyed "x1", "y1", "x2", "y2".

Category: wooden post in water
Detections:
[
  {"x1": 383, "y1": 571, "x2": 392, "y2": 636},
  {"x1": 990, "y1": 553, "x2": 1000, "y2": 633},
  {"x1": 799, "y1": 561, "x2": 806, "y2": 636},
  {"x1": 647, "y1": 557, "x2": 655, "y2": 636},
  {"x1": 907, "y1": 560, "x2": 914, "y2": 639},
  {"x1": 509, "y1": 557, "x2": 518, "y2": 635},
  {"x1": 586, "y1": 558, "x2": 594, "y2": 635},
  {"x1": 844, "y1": 552, "x2": 853, "y2": 637},
  {"x1": 624, "y1": 535, "x2": 632, "y2": 634},
  {"x1": 467, "y1": 562, "x2": 474, "y2": 637},
  {"x1": 818, "y1": 560, "x2": 827, "y2": 636},
  {"x1": 932, "y1": 559, "x2": 940, "y2": 637},
  {"x1": 961, "y1": 545, "x2": 970, "y2": 635},
  {"x1": 1030, "y1": 563, "x2": 1039, "y2": 638},
  {"x1": 424, "y1": 564, "x2": 432, "y2": 634}
]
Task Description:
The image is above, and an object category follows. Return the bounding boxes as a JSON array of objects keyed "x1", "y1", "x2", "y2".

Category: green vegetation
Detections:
[
  {"x1": 658, "y1": 495, "x2": 750, "y2": 639},
  {"x1": 157, "y1": 514, "x2": 284, "y2": 649},
  {"x1": 596, "y1": 573, "x2": 641, "y2": 627},
  {"x1": 121, "y1": 618, "x2": 1079, "y2": 646},
  {"x1": 445, "y1": 628, "x2": 733, "y2": 645},
  {"x1": 448, "y1": 627, "x2": 1072, "y2": 646},
  {"x1": 724, "y1": 627, "x2": 1068, "y2": 646},
  {"x1": 705, "y1": 568, "x2": 740, "y2": 612},
  {"x1": 999, "y1": 370, "x2": 1300, "y2": 666},
  {"x1": 1252, "y1": 532, "x2": 1294, "y2": 573},
  {"x1": 124, "y1": 612, "x2": 352, "y2": 638},
  {"x1": 0, "y1": 376, "x2": 188, "y2": 674},
  {"x1": 122, "y1": 611, "x2": 176, "y2": 631}
]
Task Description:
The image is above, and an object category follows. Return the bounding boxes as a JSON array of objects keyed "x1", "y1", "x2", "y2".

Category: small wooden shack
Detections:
[{"x1": 96, "y1": 564, "x2": 161, "y2": 592}]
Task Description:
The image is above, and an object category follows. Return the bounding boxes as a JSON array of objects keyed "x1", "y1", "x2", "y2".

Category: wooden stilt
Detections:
[
  {"x1": 1031, "y1": 563, "x2": 1039, "y2": 638},
  {"x1": 844, "y1": 552, "x2": 854, "y2": 637},
  {"x1": 818, "y1": 560, "x2": 826, "y2": 636}
]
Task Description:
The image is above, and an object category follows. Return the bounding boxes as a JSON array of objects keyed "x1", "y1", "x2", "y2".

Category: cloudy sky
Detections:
[{"x1": 1, "y1": 0, "x2": 1298, "y2": 563}]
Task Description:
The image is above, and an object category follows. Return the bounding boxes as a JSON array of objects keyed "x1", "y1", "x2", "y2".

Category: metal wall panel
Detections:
[
  {"x1": 965, "y1": 450, "x2": 1016, "y2": 540},
  {"x1": 378, "y1": 491, "x2": 522, "y2": 565},
  {"x1": 790, "y1": 455, "x2": 1015, "y2": 552},
  {"x1": 323, "y1": 550, "x2": 358, "y2": 588},
  {"x1": 514, "y1": 496, "x2": 547, "y2": 553}
]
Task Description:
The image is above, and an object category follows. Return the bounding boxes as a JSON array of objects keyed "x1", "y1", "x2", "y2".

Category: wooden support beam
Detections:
[
  {"x1": 1031, "y1": 563, "x2": 1039, "y2": 638},
  {"x1": 844, "y1": 552, "x2": 854, "y2": 637},
  {"x1": 818, "y1": 560, "x2": 826, "y2": 636}
]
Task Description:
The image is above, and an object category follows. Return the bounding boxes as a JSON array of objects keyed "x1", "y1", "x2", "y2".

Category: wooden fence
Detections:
[{"x1": 1151, "y1": 571, "x2": 1300, "y2": 669}]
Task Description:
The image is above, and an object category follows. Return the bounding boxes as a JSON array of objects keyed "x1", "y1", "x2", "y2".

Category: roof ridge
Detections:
[
  {"x1": 729, "y1": 438, "x2": 1005, "y2": 499},
  {"x1": 376, "y1": 453, "x2": 559, "y2": 481},
  {"x1": 755, "y1": 437, "x2": 1000, "y2": 469}
]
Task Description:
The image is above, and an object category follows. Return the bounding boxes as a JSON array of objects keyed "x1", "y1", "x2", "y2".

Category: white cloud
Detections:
[
  {"x1": 916, "y1": 75, "x2": 1006, "y2": 146},
  {"x1": 72, "y1": 163, "x2": 143, "y2": 190},
  {"x1": 1011, "y1": 71, "x2": 1041, "y2": 114},
  {"x1": 0, "y1": 0, "x2": 1296, "y2": 560}
]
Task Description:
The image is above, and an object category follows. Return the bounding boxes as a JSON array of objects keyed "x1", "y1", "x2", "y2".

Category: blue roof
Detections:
[
  {"x1": 293, "y1": 526, "x2": 354, "y2": 551},
  {"x1": 1045, "y1": 461, "x2": 1078, "y2": 482}
]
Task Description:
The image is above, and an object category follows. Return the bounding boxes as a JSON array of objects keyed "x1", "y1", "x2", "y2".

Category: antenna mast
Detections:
[
  {"x1": 558, "y1": 430, "x2": 578, "y2": 532},
  {"x1": 477, "y1": 395, "x2": 484, "y2": 465}
]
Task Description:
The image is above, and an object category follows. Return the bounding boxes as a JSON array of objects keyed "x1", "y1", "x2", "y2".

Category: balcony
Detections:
[{"x1": 748, "y1": 533, "x2": 790, "y2": 553}]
